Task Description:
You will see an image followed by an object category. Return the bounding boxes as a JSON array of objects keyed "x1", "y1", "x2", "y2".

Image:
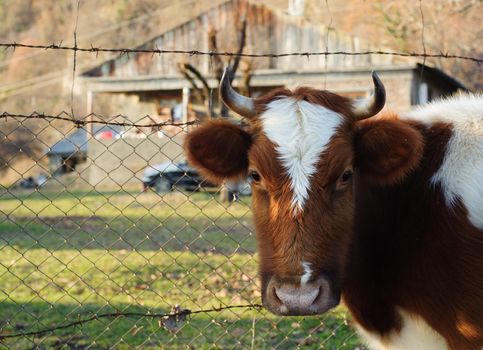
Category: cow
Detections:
[{"x1": 184, "y1": 68, "x2": 483, "y2": 350}]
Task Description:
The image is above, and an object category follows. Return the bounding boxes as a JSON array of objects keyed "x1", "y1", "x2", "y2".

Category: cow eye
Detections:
[
  {"x1": 249, "y1": 170, "x2": 261, "y2": 183},
  {"x1": 341, "y1": 170, "x2": 353, "y2": 183}
]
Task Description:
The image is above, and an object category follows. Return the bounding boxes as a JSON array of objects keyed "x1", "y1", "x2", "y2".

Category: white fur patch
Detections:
[
  {"x1": 356, "y1": 309, "x2": 449, "y2": 350},
  {"x1": 300, "y1": 261, "x2": 312, "y2": 285},
  {"x1": 402, "y1": 94, "x2": 483, "y2": 230},
  {"x1": 352, "y1": 97, "x2": 371, "y2": 116},
  {"x1": 260, "y1": 97, "x2": 343, "y2": 211}
]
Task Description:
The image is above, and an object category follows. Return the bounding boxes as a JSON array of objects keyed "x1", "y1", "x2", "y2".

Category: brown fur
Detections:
[
  {"x1": 184, "y1": 120, "x2": 252, "y2": 184},
  {"x1": 355, "y1": 118, "x2": 424, "y2": 186},
  {"x1": 345, "y1": 121, "x2": 483, "y2": 349},
  {"x1": 185, "y1": 88, "x2": 483, "y2": 349}
]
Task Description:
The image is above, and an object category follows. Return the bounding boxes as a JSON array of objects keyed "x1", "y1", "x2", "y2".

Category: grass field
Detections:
[{"x1": 0, "y1": 188, "x2": 363, "y2": 349}]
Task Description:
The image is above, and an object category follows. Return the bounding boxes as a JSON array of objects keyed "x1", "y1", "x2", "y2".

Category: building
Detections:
[
  {"x1": 79, "y1": 0, "x2": 467, "y2": 188},
  {"x1": 47, "y1": 128, "x2": 87, "y2": 175}
]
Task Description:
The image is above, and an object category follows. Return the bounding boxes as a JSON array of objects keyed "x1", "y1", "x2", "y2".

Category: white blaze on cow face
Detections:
[
  {"x1": 300, "y1": 261, "x2": 313, "y2": 285},
  {"x1": 260, "y1": 97, "x2": 344, "y2": 212},
  {"x1": 352, "y1": 97, "x2": 371, "y2": 116}
]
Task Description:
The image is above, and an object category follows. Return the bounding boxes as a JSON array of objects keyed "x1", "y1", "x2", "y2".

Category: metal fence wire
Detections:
[
  {"x1": 0, "y1": 114, "x2": 362, "y2": 349},
  {"x1": 0, "y1": 7, "x2": 480, "y2": 347}
]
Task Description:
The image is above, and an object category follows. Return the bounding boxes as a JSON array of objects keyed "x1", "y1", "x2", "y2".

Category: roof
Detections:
[
  {"x1": 81, "y1": 0, "x2": 396, "y2": 79},
  {"x1": 48, "y1": 128, "x2": 87, "y2": 156},
  {"x1": 82, "y1": 63, "x2": 467, "y2": 94},
  {"x1": 78, "y1": 0, "x2": 230, "y2": 75},
  {"x1": 80, "y1": 0, "x2": 467, "y2": 94},
  {"x1": 416, "y1": 63, "x2": 468, "y2": 92}
]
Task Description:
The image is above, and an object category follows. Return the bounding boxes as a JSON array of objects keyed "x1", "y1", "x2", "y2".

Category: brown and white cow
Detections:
[{"x1": 184, "y1": 69, "x2": 483, "y2": 350}]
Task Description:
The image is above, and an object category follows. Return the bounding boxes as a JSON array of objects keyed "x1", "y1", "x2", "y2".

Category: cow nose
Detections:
[
  {"x1": 264, "y1": 275, "x2": 339, "y2": 315},
  {"x1": 275, "y1": 283, "x2": 320, "y2": 310}
]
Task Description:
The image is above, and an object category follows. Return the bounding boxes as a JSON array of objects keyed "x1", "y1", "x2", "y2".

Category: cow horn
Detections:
[
  {"x1": 352, "y1": 71, "x2": 386, "y2": 120},
  {"x1": 219, "y1": 67, "x2": 256, "y2": 119}
]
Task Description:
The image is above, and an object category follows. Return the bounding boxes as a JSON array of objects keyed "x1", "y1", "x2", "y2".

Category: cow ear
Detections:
[
  {"x1": 354, "y1": 119, "x2": 424, "y2": 186},
  {"x1": 184, "y1": 120, "x2": 252, "y2": 184}
]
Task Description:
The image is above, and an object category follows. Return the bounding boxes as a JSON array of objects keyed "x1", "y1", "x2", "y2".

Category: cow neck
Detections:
[{"x1": 342, "y1": 121, "x2": 454, "y2": 334}]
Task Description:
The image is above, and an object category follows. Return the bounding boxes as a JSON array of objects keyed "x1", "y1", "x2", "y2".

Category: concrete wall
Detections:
[
  {"x1": 93, "y1": 92, "x2": 159, "y2": 121},
  {"x1": 85, "y1": 133, "x2": 186, "y2": 189}
]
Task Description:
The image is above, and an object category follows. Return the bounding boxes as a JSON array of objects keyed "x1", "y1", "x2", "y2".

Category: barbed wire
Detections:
[
  {"x1": 0, "y1": 304, "x2": 263, "y2": 340},
  {"x1": 70, "y1": 0, "x2": 82, "y2": 119},
  {"x1": 1, "y1": 42, "x2": 481, "y2": 63},
  {"x1": 419, "y1": 0, "x2": 427, "y2": 79},
  {"x1": 0, "y1": 7, "x2": 479, "y2": 348},
  {"x1": 0, "y1": 112, "x2": 199, "y2": 128}
]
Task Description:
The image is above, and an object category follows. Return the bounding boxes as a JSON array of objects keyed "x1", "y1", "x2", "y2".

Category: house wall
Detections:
[
  {"x1": 93, "y1": 92, "x2": 160, "y2": 121},
  {"x1": 82, "y1": 70, "x2": 421, "y2": 190},
  {"x1": 89, "y1": 69, "x2": 415, "y2": 127},
  {"x1": 85, "y1": 133, "x2": 186, "y2": 189},
  {"x1": 317, "y1": 70, "x2": 414, "y2": 113},
  {"x1": 81, "y1": 67, "x2": 466, "y2": 191}
]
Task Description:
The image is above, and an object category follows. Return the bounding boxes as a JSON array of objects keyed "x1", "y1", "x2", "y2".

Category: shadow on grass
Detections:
[
  {"x1": 0, "y1": 215, "x2": 255, "y2": 255},
  {"x1": 0, "y1": 187, "x2": 220, "y2": 203},
  {"x1": 0, "y1": 301, "x2": 362, "y2": 350},
  {"x1": 0, "y1": 189, "x2": 136, "y2": 201},
  {"x1": 0, "y1": 190, "x2": 255, "y2": 254}
]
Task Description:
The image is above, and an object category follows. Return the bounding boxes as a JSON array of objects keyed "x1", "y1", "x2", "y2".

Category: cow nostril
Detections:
[
  {"x1": 272, "y1": 286, "x2": 282, "y2": 304},
  {"x1": 313, "y1": 286, "x2": 323, "y2": 304}
]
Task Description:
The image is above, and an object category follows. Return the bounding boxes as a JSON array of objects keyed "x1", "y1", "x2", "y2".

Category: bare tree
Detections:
[
  {"x1": 178, "y1": 15, "x2": 252, "y2": 202},
  {"x1": 178, "y1": 16, "x2": 252, "y2": 119}
]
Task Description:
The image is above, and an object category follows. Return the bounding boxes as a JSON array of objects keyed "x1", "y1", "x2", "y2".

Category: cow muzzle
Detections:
[{"x1": 263, "y1": 275, "x2": 340, "y2": 316}]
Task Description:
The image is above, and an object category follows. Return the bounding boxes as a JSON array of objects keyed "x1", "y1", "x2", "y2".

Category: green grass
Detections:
[{"x1": 0, "y1": 189, "x2": 363, "y2": 349}]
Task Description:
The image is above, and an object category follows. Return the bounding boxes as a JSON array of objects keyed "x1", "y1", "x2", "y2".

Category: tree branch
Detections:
[
  {"x1": 177, "y1": 62, "x2": 206, "y2": 103},
  {"x1": 229, "y1": 16, "x2": 248, "y2": 82}
]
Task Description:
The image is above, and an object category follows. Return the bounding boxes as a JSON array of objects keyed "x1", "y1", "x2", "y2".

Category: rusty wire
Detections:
[
  {"x1": 1, "y1": 7, "x2": 480, "y2": 349},
  {"x1": 0, "y1": 112, "x2": 199, "y2": 128},
  {"x1": 0, "y1": 41, "x2": 481, "y2": 63},
  {"x1": 0, "y1": 304, "x2": 263, "y2": 340}
]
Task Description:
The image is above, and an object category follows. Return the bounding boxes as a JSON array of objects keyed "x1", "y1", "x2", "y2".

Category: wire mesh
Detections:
[
  {"x1": 1, "y1": 1, "x2": 479, "y2": 346},
  {"x1": 0, "y1": 116, "x2": 362, "y2": 349}
]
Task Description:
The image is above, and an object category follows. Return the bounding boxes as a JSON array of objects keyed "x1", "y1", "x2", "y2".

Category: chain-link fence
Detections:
[
  {"x1": 0, "y1": 114, "x2": 362, "y2": 349},
  {"x1": 0, "y1": 1, "x2": 480, "y2": 346}
]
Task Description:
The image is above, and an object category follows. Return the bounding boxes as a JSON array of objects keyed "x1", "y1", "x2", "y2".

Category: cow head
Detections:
[{"x1": 184, "y1": 69, "x2": 423, "y2": 316}]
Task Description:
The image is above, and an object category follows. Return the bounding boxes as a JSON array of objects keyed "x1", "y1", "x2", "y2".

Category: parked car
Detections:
[
  {"x1": 141, "y1": 161, "x2": 252, "y2": 195},
  {"x1": 141, "y1": 161, "x2": 211, "y2": 192}
]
